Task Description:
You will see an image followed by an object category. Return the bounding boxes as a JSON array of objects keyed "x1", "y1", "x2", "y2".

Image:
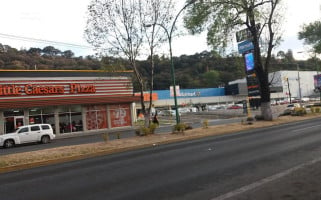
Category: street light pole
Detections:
[
  {"x1": 145, "y1": 0, "x2": 196, "y2": 125},
  {"x1": 284, "y1": 77, "x2": 292, "y2": 103},
  {"x1": 297, "y1": 64, "x2": 302, "y2": 100},
  {"x1": 157, "y1": 23, "x2": 180, "y2": 124}
]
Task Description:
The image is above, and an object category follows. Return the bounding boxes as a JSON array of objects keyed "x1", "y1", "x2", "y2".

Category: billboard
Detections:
[
  {"x1": 238, "y1": 40, "x2": 254, "y2": 54},
  {"x1": 314, "y1": 74, "x2": 321, "y2": 88},
  {"x1": 244, "y1": 51, "x2": 260, "y2": 97},
  {"x1": 244, "y1": 52, "x2": 255, "y2": 71}
]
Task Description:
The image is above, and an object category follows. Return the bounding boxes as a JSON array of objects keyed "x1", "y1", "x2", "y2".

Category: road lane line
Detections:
[
  {"x1": 210, "y1": 156, "x2": 321, "y2": 200},
  {"x1": 291, "y1": 124, "x2": 321, "y2": 133}
]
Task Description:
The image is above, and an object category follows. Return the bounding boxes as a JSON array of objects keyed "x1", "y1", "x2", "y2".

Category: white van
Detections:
[{"x1": 0, "y1": 124, "x2": 55, "y2": 148}]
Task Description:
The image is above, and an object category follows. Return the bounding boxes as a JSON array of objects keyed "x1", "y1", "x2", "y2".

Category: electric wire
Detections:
[{"x1": 0, "y1": 33, "x2": 93, "y2": 49}]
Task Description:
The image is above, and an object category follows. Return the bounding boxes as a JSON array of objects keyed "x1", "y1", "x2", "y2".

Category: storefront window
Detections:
[
  {"x1": 85, "y1": 105, "x2": 107, "y2": 130},
  {"x1": 109, "y1": 104, "x2": 131, "y2": 128},
  {"x1": 58, "y1": 106, "x2": 82, "y2": 134},
  {"x1": 29, "y1": 107, "x2": 55, "y2": 133}
]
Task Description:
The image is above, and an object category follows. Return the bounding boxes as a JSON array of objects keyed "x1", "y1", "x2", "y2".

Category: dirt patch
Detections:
[{"x1": 1, "y1": 114, "x2": 320, "y2": 173}]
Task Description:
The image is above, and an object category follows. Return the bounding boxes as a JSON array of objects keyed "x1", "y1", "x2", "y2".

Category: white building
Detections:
[
  {"x1": 229, "y1": 70, "x2": 319, "y2": 101},
  {"x1": 269, "y1": 70, "x2": 318, "y2": 100}
]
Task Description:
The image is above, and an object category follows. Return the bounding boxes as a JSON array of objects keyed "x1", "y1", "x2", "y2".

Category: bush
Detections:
[
  {"x1": 101, "y1": 133, "x2": 109, "y2": 142},
  {"x1": 254, "y1": 115, "x2": 264, "y2": 120},
  {"x1": 141, "y1": 127, "x2": 150, "y2": 136},
  {"x1": 136, "y1": 123, "x2": 158, "y2": 136},
  {"x1": 246, "y1": 117, "x2": 254, "y2": 125},
  {"x1": 202, "y1": 119, "x2": 209, "y2": 129},
  {"x1": 149, "y1": 123, "x2": 158, "y2": 134},
  {"x1": 172, "y1": 123, "x2": 187, "y2": 133},
  {"x1": 135, "y1": 129, "x2": 141, "y2": 136},
  {"x1": 291, "y1": 107, "x2": 307, "y2": 116},
  {"x1": 311, "y1": 107, "x2": 321, "y2": 113}
]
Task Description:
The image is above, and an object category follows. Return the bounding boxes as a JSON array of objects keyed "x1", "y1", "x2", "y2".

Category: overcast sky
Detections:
[{"x1": 0, "y1": 0, "x2": 319, "y2": 60}]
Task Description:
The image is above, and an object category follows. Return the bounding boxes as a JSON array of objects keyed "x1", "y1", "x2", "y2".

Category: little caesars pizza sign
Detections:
[{"x1": 0, "y1": 83, "x2": 96, "y2": 96}]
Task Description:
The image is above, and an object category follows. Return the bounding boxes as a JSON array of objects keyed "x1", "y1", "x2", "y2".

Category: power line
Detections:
[{"x1": 0, "y1": 33, "x2": 93, "y2": 49}]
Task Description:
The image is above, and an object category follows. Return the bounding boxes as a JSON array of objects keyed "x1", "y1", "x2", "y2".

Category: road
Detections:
[
  {"x1": 0, "y1": 116, "x2": 241, "y2": 155},
  {"x1": 1, "y1": 117, "x2": 321, "y2": 200}
]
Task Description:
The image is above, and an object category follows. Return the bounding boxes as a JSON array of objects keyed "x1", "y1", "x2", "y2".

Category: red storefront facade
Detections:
[{"x1": 0, "y1": 70, "x2": 139, "y2": 135}]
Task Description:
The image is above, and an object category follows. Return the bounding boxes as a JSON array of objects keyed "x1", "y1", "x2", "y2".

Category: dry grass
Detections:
[{"x1": 1, "y1": 114, "x2": 320, "y2": 172}]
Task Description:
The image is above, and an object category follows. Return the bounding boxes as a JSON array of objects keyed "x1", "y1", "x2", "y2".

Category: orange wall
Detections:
[{"x1": 134, "y1": 93, "x2": 158, "y2": 101}]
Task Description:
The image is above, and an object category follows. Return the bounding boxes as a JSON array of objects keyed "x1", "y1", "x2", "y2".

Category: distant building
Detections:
[{"x1": 141, "y1": 70, "x2": 320, "y2": 108}]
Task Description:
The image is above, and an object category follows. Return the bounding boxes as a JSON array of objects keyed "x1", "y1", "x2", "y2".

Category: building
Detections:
[
  {"x1": 269, "y1": 70, "x2": 318, "y2": 100},
  {"x1": 0, "y1": 70, "x2": 139, "y2": 135},
  {"x1": 145, "y1": 70, "x2": 320, "y2": 108}
]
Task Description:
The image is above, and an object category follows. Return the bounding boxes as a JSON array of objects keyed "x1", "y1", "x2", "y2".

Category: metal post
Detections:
[
  {"x1": 286, "y1": 77, "x2": 292, "y2": 104},
  {"x1": 168, "y1": 36, "x2": 180, "y2": 124},
  {"x1": 297, "y1": 64, "x2": 302, "y2": 100},
  {"x1": 144, "y1": 0, "x2": 196, "y2": 124}
]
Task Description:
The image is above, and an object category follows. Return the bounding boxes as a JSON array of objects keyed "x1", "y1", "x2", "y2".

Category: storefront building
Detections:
[{"x1": 0, "y1": 70, "x2": 139, "y2": 135}]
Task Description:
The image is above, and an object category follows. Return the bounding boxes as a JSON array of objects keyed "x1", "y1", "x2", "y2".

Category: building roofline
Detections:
[{"x1": 0, "y1": 70, "x2": 133, "y2": 73}]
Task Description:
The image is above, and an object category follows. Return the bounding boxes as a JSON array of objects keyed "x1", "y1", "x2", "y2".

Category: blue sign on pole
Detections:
[{"x1": 238, "y1": 40, "x2": 254, "y2": 54}]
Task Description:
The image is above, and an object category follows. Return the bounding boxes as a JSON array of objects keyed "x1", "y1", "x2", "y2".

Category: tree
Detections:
[
  {"x1": 62, "y1": 50, "x2": 75, "y2": 58},
  {"x1": 184, "y1": 0, "x2": 283, "y2": 120},
  {"x1": 298, "y1": 20, "x2": 321, "y2": 54},
  {"x1": 142, "y1": 0, "x2": 175, "y2": 125},
  {"x1": 85, "y1": 0, "x2": 147, "y2": 123},
  {"x1": 42, "y1": 46, "x2": 61, "y2": 57},
  {"x1": 27, "y1": 47, "x2": 42, "y2": 56},
  {"x1": 202, "y1": 70, "x2": 220, "y2": 87}
]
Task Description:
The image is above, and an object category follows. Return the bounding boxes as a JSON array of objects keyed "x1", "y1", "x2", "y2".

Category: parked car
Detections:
[
  {"x1": 158, "y1": 110, "x2": 179, "y2": 116},
  {"x1": 0, "y1": 124, "x2": 55, "y2": 148},
  {"x1": 282, "y1": 103, "x2": 301, "y2": 115},
  {"x1": 286, "y1": 103, "x2": 301, "y2": 111},
  {"x1": 227, "y1": 105, "x2": 243, "y2": 109}
]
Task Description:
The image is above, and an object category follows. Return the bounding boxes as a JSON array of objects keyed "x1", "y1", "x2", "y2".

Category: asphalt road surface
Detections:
[
  {"x1": 1, "y1": 117, "x2": 321, "y2": 200},
  {"x1": 0, "y1": 116, "x2": 240, "y2": 155}
]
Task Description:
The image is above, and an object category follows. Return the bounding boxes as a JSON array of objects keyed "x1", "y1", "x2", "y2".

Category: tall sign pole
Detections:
[{"x1": 236, "y1": 27, "x2": 261, "y2": 118}]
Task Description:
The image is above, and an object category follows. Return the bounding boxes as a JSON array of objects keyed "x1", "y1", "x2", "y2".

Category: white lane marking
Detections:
[
  {"x1": 211, "y1": 156, "x2": 321, "y2": 200},
  {"x1": 291, "y1": 124, "x2": 321, "y2": 133}
]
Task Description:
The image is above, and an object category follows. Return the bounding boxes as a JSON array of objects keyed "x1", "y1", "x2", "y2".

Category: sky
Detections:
[{"x1": 0, "y1": 0, "x2": 320, "y2": 60}]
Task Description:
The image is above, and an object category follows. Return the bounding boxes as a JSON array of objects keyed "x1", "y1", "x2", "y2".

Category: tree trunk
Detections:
[{"x1": 260, "y1": 102, "x2": 272, "y2": 121}]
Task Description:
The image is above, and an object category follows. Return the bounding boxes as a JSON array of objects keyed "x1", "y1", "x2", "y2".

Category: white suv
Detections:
[{"x1": 0, "y1": 124, "x2": 55, "y2": 148}]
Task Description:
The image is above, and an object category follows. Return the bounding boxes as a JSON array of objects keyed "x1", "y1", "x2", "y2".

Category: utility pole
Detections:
[
  {"x1": 297, "y1": 64, "x2": 302, "y2": 100},
  {"x1": 144, "y1": 0, "x2": 197, "y2": 125}
]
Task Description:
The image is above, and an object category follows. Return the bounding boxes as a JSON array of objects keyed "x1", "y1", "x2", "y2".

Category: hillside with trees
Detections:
[{"x1": 0, "y1": 44, "x2": 319, "y2": 92}]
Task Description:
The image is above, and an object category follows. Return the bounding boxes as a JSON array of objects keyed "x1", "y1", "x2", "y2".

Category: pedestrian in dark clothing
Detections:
[{"x1": 152, "y1": 112, "x2": 159, "y2": 126}]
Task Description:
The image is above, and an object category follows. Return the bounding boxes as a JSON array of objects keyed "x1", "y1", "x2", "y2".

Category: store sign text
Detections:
[{"x1": 0, "y1": 84, "x2": 96, "y2": 96}]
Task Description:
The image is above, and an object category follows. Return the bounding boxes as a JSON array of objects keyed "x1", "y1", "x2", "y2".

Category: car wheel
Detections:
[
  {"x1": 41, "y1": 135, "x2": 50, "y2": 144},
  {"x1": 4, "y1": 140, "x2": 15, "y2": 148}
]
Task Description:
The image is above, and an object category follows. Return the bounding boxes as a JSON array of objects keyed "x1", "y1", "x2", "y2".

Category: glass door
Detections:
[{"x1": 14, "y1": 116, "x2": 24, "y2": 129}]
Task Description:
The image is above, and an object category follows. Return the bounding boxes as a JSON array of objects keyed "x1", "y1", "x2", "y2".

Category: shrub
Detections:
[
  {"x1": 135, "y1": 128, "x2": 141, "y2": 136},
  {"x1": 291, "y1": 107, "x2": 307, "y2": 116},
  {"x1": 149, "y1": 123, "x2": 158, "y2": 134},
  {"x1": 136, "y1": 123, "x2": 159, "y2": 136},
  {"x1": 101, "y1": 133, "x2": 109, "y2": 142},
  {"x1": 246, "y1": 117, "x2": 254, "y2": 125},
  {"x1": 140, "y1": 127, "x2": 150, "y2": 136},
  {"x1": 202, "y1": 119, "x2": 209, "y2": 129},
  {"x1": 172, "y1": 123, "x2": 186, "y2": 133},
  {"x1": 315, "y1": 107, "x2": 321, "y2": 113},
  {"x1": 185, "y1": 124, "x2": 193, "y2": 130},
  {"x1": 254, "y1": 115, "x2": 264, "y2": 121}
]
